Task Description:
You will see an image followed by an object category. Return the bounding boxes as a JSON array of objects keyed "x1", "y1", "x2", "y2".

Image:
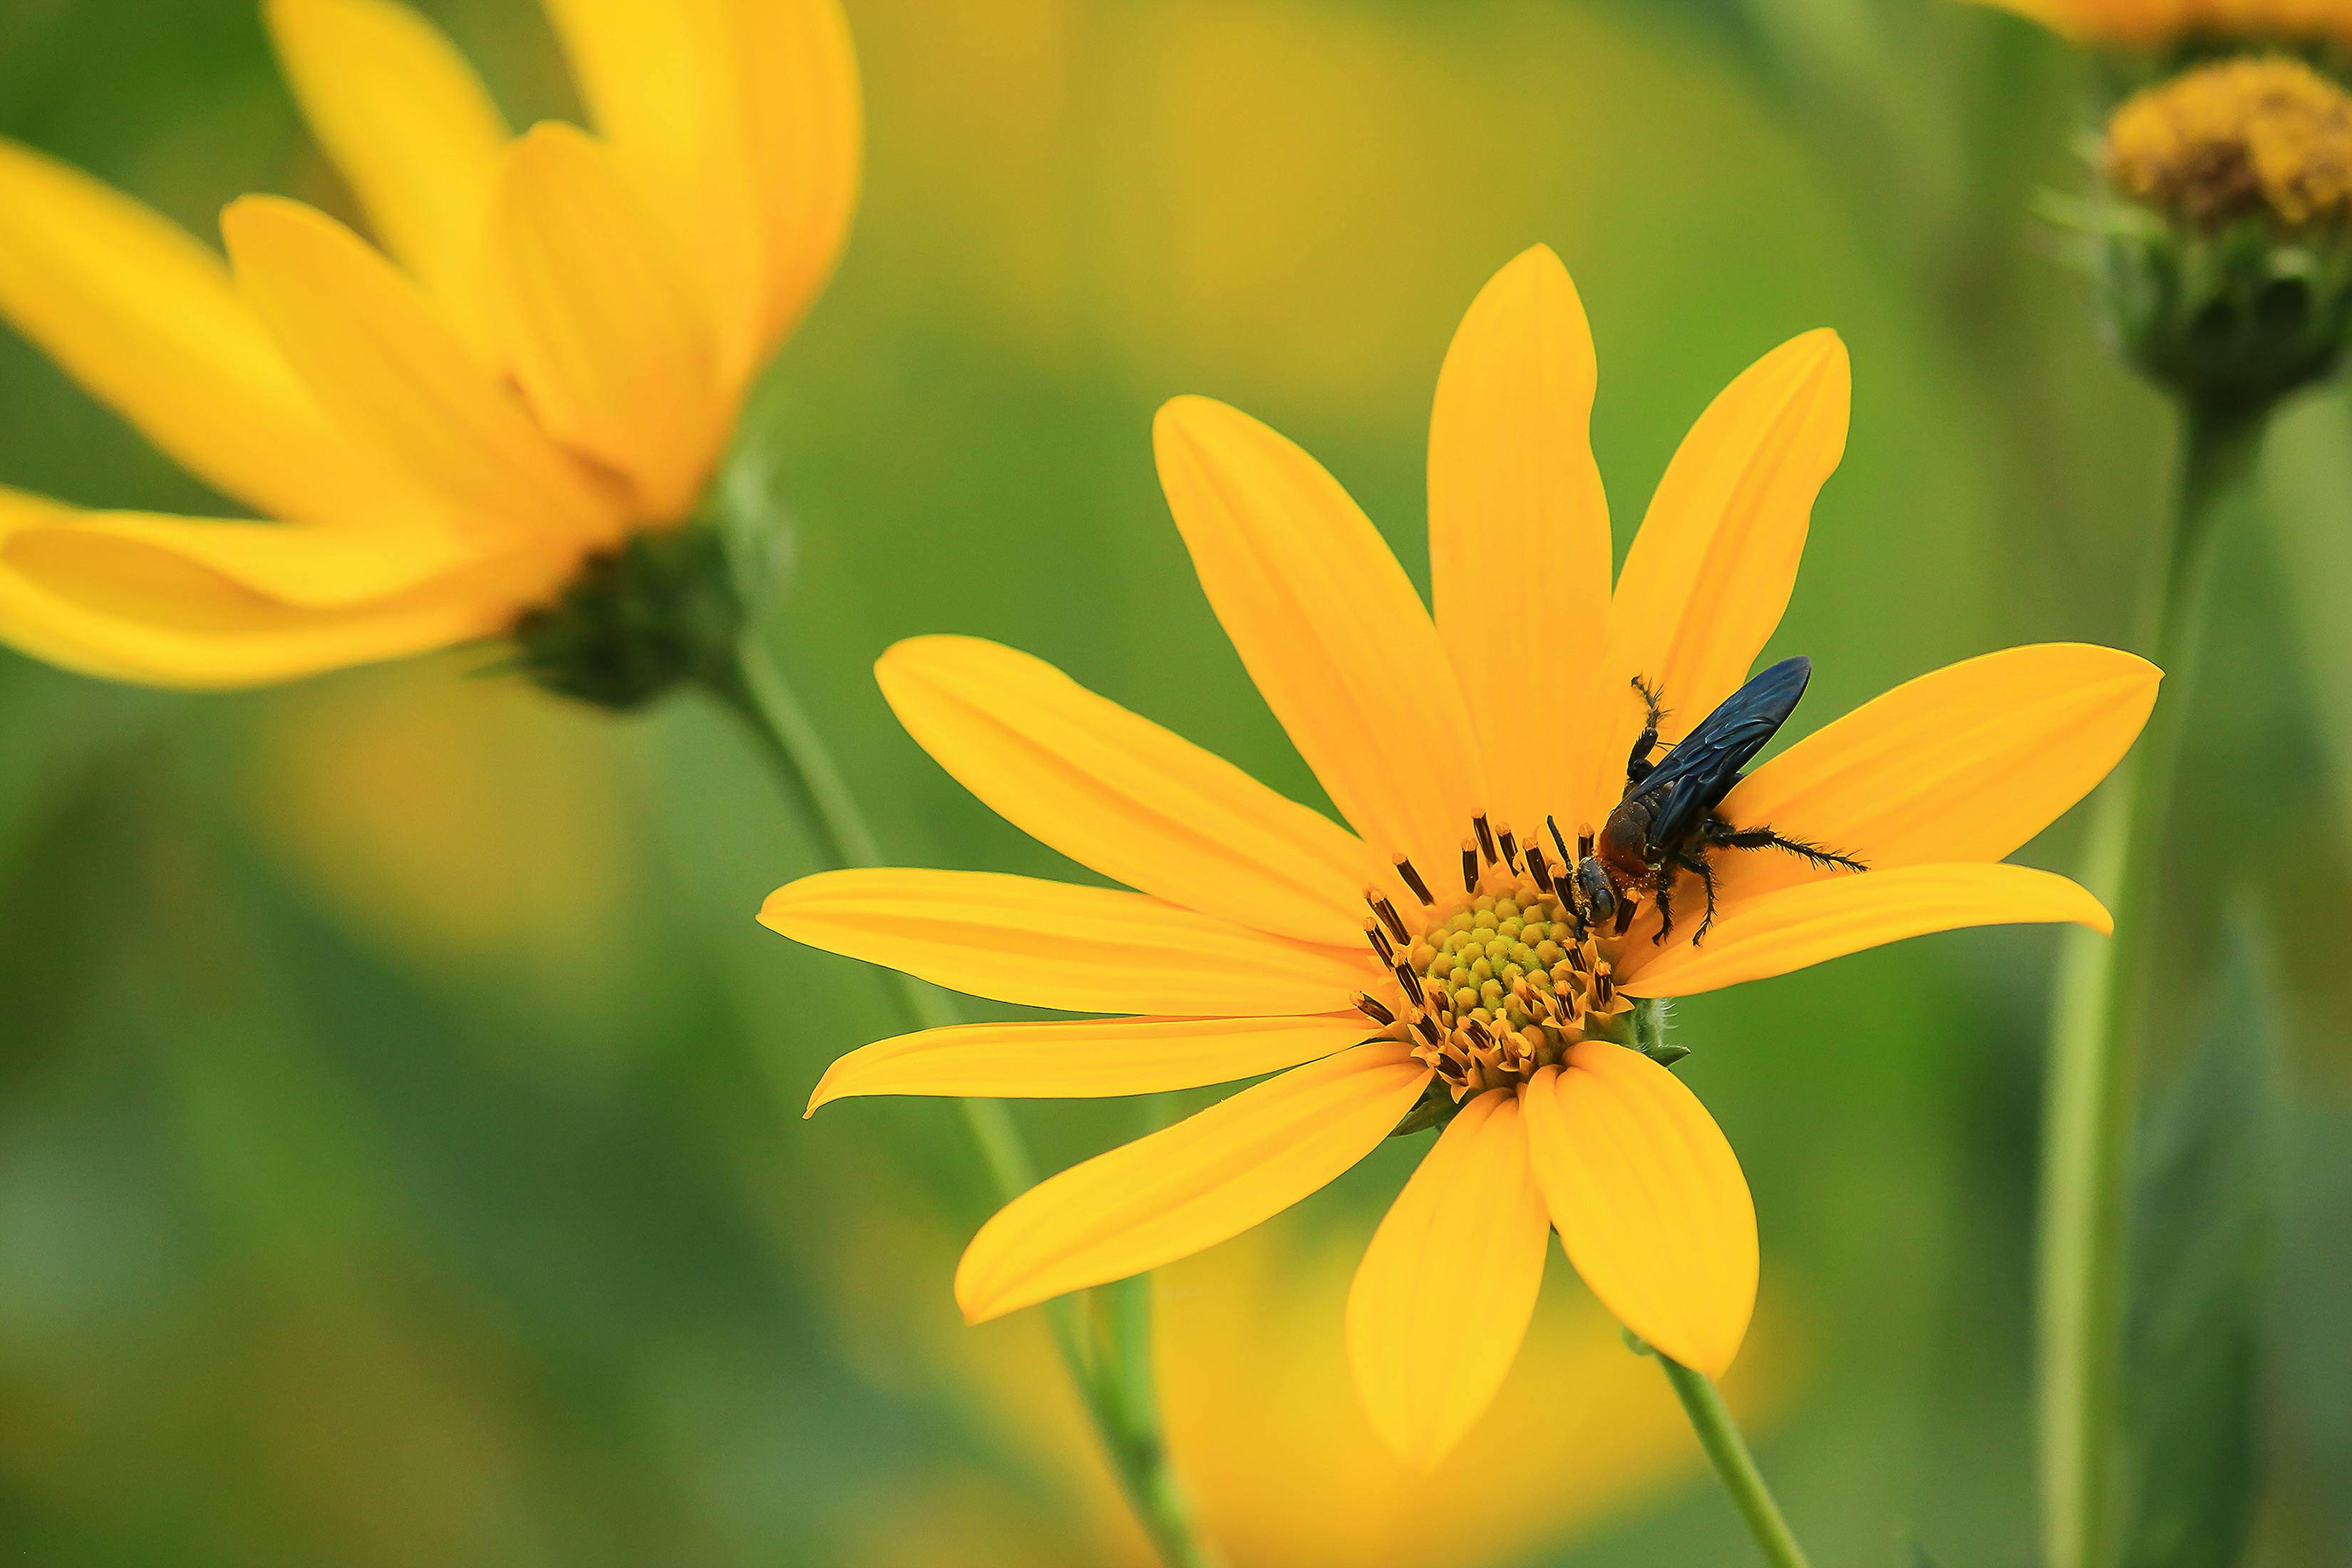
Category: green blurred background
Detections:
[{"x1": 3, "y1": 1, "x2": 2349, "y2": 1563}]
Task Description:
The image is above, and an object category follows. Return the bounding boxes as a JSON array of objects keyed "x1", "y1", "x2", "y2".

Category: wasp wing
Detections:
[{"x1": 1621, "y1": 656, "x2": 1811, "y2": 846}]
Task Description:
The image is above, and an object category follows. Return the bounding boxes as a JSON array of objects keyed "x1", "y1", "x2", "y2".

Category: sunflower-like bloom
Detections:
[
  {"x1": 0, "y1": 0, "x2": 857, "y2": 688},
  {"x1": 1969, "y1": 0, "x2": 2352, "y2": 48},
  {"x1": 764, "y1": 248, "x2": 2159, "y2": 1468}
]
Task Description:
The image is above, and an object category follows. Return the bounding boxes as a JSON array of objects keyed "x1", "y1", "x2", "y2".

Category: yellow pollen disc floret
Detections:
[
  {"x1": 1358, "y1": 826, "x2": 1630, "y2": 1102},
  {"x1": 2106, "y1": 55, "x2": 2352, "y2": 231}
]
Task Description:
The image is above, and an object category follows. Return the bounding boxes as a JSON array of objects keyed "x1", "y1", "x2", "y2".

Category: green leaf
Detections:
[{"x1": 2118, "y1": 922, "x2": 2276, "y2": 1568}]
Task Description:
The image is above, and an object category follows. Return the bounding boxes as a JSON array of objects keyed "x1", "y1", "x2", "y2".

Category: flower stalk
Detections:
[
  {"x1": 1654, "y1": 1350, "x2": 1814, "y2": 1568},
  {"x1": 2034, "y1": 400, "x2": 2264, "y2": 1568},
  {"x1": 704, "y1": 632, "x2": 1222, "y2": 1568}
]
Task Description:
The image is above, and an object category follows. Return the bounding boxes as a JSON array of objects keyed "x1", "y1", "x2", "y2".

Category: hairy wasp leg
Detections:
[
  {"x1": 1651, "y1": 871, "x2": 1676, "y2": 946},
  {"x1": 1625, "y1": 674, "x2": 1670, "y2": 785},
  {"x1": 1705, "y1": 816, "x2": 1867, "y2": 873},
  {"x1": 1674, "y1": 848, "x2": 1719, "y2": 945}
]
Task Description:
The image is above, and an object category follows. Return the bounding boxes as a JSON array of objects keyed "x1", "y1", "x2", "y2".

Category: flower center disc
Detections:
[{"x1": 1363, "y1": 830, "x2": 1628, "y2": 1099}]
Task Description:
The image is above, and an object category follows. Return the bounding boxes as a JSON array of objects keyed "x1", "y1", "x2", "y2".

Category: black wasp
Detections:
[{"x1": 1561, "y1": 656, "x2": 1864, "y2": 946}]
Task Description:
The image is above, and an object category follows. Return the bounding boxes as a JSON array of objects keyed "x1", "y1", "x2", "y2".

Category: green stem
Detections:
[
  {"x1": 1657, "y1": 1356, "x2": 1814, "y2": 1568},
  {"x1": 705, "y1": 634, "x2": 1221, "y2": 1568},
  {"x1": 2034, "y1": 401, "x2": 2264, "y2": 1568}
]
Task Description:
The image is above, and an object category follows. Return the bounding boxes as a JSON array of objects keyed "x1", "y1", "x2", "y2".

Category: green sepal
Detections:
[{"x1": 1387, "y1": 1078, "x2": 1464, "y2": 1139}]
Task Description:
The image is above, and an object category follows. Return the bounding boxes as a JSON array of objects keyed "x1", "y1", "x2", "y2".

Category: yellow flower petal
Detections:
[
  {"x1": 1153, "y1": 396, "x2": 1485, "y2": 885},
  {"x1": 1345, "y1": 1089, "x2": 1549, "y2": 1470},
  {"x1": 955, "y1": 1042, "x2": 1430, "y2": 1322},
  {"x1": 263, "y1": 0, "x2": 507, "y2": 349},
  {"x1": 1427, "y1": 245, "x2": 1611, "y2": 840},
  {"x1": 876, "y1": 635, "x2": 1383, "y2": 947},
  {"x1": 1709, "y1": 644, "x2": 2161, "y2": 907},
  {"x1": 1616, "y1": 862, "x2": 2113, "y2": 998},
  {"x1": 0, "y1": 487, "x2": 542, "y2": 688},
  {"x1": 806, "y1": 1013, "x2": 1371, "y2": 1113},
  {"x1": 0, "y1": 500, "x2": 484, "y2": 609},
  {"x1": 0, "y1": 138, "x2": 430, "y2": 530},
  {"x1": 760, "y1": 868, "x2": 1377, "y2": 1016},
  {"x1": 484, "y1": 124, "x2": 728, "y2": 522},
  {"x1": 730, "y1": 0, "x2": 862, "y2": 341},
  {"x1": 220, "y1": 195, "x2": 625, "y2": 547},
  {"x1": 1578, "y1": 331, "x2": 1849, "y2": 824},
  {"x1": 1522, "y1": 1046, "x2": 1756, "y2": 1378},
  {"x1": 540, "y1": 0, "x2": 766, "y2": 382}
]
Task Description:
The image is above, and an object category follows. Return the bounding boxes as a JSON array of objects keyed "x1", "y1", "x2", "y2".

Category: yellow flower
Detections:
[
  {"x1": 0, "y1": 0, "x2": 857, "y2": 688},
  {"x1": 2106, "y1": 53, "x2": 2352, "y2": 228},
  {"x1": 1966, "y1": 0, "x2": 2352, "y2": 48},
  {"x1": 840, "y1": 1221, "x2": 1807, "y2": 1567},
  {"x1": 764, "y1": 247, "x2": 2159, "y2": 1468}
]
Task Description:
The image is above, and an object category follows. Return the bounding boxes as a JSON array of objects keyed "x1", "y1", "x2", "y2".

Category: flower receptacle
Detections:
[{"x1": 510, "y1": 524, "x2": 747, "y2": 712}]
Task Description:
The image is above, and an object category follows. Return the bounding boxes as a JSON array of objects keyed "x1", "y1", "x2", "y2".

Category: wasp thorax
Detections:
[{"x1": 1357, "y1": 827, "x2": 1629, "y2": 1100}]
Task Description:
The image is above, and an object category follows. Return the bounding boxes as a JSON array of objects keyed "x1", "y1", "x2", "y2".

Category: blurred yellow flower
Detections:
[
  {"x1": 766, "y1": 247, "x2": 2159, "y2": 1467},
  {"x1": 0, "y1": 0, "x2": 857, "y2": 688},
  {"x1": 2106, "y1": 53, "x2": 2352, "y2": 227},
  {"x1": 249, "y1": 658, "x2": 635, "y2": 974},
  {"x1": 1967, "y1": 0, "x2": 2352, "y2": 47},
  {"x1": 846, "y1": 1222, "x2": 1807, "y2": 1568}
]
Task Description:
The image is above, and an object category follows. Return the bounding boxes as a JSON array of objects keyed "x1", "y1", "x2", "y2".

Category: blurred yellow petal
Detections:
[
  {"x1": 954, "y1": 1042, "x2": 1430, "y2": 1321},
  {"x1": 0, "y1": 487, "x2": 540, "y2": 688},
  {"x1": 540, "y1": 0, "x2": 766, "y2": 381},
  {"x1": 222, "y1": 195, "x2": 625, "y2": 547},
  {"x1": 1522, "y1": 1046, "x2": 1755, "y2": 1378},
  {"x1": 1345, "y1": 1089, "x2": 1548, "y2": 1470},
  {"x1": 731, "y1": 0, "x2": 862, "y2": 340},
  {"x1": 485, "y1": 124, "x2": 727, "y2": 521},
  {"x1": 1, "y1": 499, "x2": 483, "y2": 609},
  {"x1": 1427, "y1": 244, "x2": 1611, "y2": 837},
  {"x1": 1711, "y1": 644, "x2": 2162, "y2": 906},
  {"x1": 0, "y1": 138, "x2": 428, "y2": 529},
  {"x1": 1581, "y1": 331, "x2": 1849, "y2": 820},
  {"x1": 806, "y1": 1013, "x2": 1371, "y2": 1113},
  {"x1": 876, "y1": 635, "x2": 1382, "y2": 946},
  {"x1": 1618, "y1": 862, "x2": 2113, "y2": 997},
  {"x1": 760, "y1": 868, "x2": 1377, "y2": 1016},
  {"x1": 264, "y1": 0, "x2": 508, "y2": 349},
  {"x1": 1152, "y1": 396, "x2": 1484, "y2": 884}
]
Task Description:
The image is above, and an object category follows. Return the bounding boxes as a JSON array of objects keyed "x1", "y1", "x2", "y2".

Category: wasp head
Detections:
[{"x1": 1572, "y1": 856, "x2": 1619, "y2": 932}]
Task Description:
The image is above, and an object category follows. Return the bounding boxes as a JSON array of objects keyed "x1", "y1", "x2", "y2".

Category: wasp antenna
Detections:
[{"x1": 1546, "y1": 815, "x2": 1573, "y2": 866}]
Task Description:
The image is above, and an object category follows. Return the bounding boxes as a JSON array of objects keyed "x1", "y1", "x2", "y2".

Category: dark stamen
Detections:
[
  {"x1": 1393, "y1": 854, "x2": 1435, "y2": 907},
  {"x1": 1391, "y1": 961, "x2": 1421, "y2": 997},
  {"x1": 1460, "y1": 840, "x2": 1480, "y2": 894},
  {"x1": 1364, "y1": 920, "x2": 1395, "y2": 963},
  {"x1": 1368, "y1": 892, "x2": 1409, "y2": 946},
  {"x1": 1352, "y1": 991, "x2": 1396, "y2": 1026},
  {"x1": 1525, "y1": 844, "x2": 1556, "y2": 893},
  {"x1": 1472, "y1": 813, "x2": 1500, "y2": 864},
  {"x1": 1465, "y1": 1018, "x2": 1496, "y2": 1051},
  {"x1": 1496, "y1": 824, "x2": 1522, "y2": 874},
  {"x1": 1577, "y1": 825, "x2": 1596, "y2": 860},
  {"x1": 1414, "y1": 1015, "x2": 1443, "y2": 1046}
]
